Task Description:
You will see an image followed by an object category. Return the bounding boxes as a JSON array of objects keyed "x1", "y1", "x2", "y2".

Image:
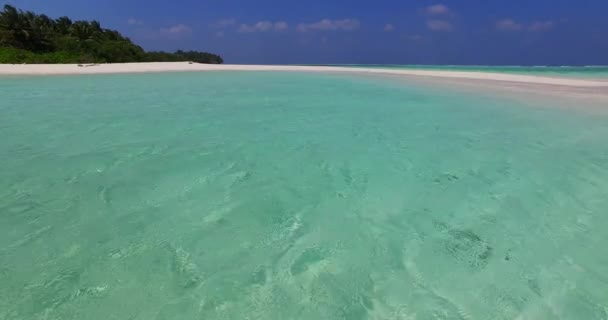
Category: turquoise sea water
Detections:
[
  {"x1": 324, "y1": 65, "x2": 608, "y2": 79},
  {"x1": 1, "y1": 72, "x2": 608, "y2": 319}
]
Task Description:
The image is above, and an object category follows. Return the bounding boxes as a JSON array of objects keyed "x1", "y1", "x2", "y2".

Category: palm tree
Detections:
[
  {"x1": 0, "y1": 5, "x2": 28, "y2": 48},
  {"x1": 0, "y1": 5, "x2": 20, "y2": 30},
  {"x1": 90, "y1": 20, "x2": 102, "y2": 34},
  {"x1": 104, "y1": 29, "x2": 123, "y2": 41},
  {"x1": 70, "y1": 21, "x2": 93, "y2": 42},
  {"x1": 1, "y1": 5, "x2": 223, "y2": 64},
  {"x1": 32, "y1": 14, "x2": 55, "y2": 51},
  {"x1": 21, "y1": 10, "x2": 37, "y2": 45},
  {"x1": 55, "y1": 16, "x2": 73, "y2": 35},
  {"x1": 0, "y1": 5, "x2": 18, "y2": 46}
]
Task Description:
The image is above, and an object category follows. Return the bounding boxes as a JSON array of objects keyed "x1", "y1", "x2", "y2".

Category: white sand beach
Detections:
[
  {"x1": 3, "y1": 62, "x2": 608, "y2": 109},
  {"x1": 1, "y1": 62, "x2": 608, "y2": 87}
]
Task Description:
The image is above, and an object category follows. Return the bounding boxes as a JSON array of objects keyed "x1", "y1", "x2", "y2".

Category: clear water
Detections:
[
  {"x1": 323, "y1": 65, "x2": 608, "y2": 79},
  {"x1": 1, "y1": 72, "x2": 608, "y2": 320}
]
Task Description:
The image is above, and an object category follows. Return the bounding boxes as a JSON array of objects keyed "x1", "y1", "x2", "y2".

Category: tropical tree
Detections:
[
  {"x1": 0, "y1": 5, "x2": 223, "y2": 64},
  {"x1": 54, "y1": 16, "x2": 72, "y2": 34},
  {"x1": 0, "y1": 5, "x2": 26, "y2": 48}
]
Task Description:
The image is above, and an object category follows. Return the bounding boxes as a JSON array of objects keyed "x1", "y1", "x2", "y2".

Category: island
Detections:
[{"x1": 0, "y1": 5, "x2": 223, "y2": 64}]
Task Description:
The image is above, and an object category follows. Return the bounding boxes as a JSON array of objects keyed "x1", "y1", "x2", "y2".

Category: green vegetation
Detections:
[{"x1": 0, "y1": 5, "x2": 223, "y2": 64}]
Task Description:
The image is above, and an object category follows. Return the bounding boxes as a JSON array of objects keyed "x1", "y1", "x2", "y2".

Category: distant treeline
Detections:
[{"x1": 0, "y1": 5, "x2": 223, "y2": 64}]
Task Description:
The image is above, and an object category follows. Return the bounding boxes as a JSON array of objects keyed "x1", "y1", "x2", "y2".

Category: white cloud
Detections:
[
  {"x1": 426, "y1": 4, "x2": 449, "y2": 15},
  {"x1": 406, "y1": 34, "x2": 423, "y2": 41},
  {"x1": 127, "y1": 18, "x2": 143, "y2": 26},
  {"x1": 297, "y1": 19, "x2": 360, "y2": 32},
  {"x1": 238, "y1": 21, "x2": 289, "y2": 33},
  {"x1": 160, "y1": 24, "x2": 192, "y2": 38},
  {"x1": 384, "y1": 24, "x2": 395, "y2": 32},
  {"x1": 427, "y1": 20, "x2": 453, "y2": 31},
  {"x1": 274, "y1": 21, "x2": 289, "y2": 31},
  {"x1": 424, "y1": 5, "x2": 453, "y2": 31},
  {"x1": 239, "y1": 21, "x2": 272, "y2": 33},
  {"x1": 528, "y1": 21, "x2": 554, "y2": 32},
  {"x1": 496, "y1": 19, "x2": 523, "y2": 31},
  {"x1": 216, "y1": 31, "x2": 225, "y2": 38},
  {"x1": 496, "y1": 19, "x2": 555, "y2": 32},
  {"x1": 214, "y1": 18, "x2": 237, "y2": 28}
]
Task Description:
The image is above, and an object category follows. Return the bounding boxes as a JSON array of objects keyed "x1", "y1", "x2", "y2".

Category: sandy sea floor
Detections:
[{"x1": 1, "y1": 69, "x2": 608, "y2": 319}]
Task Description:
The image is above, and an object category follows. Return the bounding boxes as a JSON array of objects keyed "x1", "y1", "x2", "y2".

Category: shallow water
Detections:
[
  {"x1": 1, "y1": 72, "x2": 608, "y2": 319},
  {"x1": 327, "y1": 65, "x2": 608, "y2": 79}
]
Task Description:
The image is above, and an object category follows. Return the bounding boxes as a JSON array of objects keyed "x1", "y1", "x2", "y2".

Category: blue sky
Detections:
[{"x1": 3, "y1": 0, "x2": 608, "y2": 65}]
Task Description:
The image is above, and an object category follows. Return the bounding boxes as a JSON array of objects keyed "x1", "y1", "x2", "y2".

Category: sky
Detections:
[{"x1": 2, "y1": 0, "x2": 608, "y2": 65}]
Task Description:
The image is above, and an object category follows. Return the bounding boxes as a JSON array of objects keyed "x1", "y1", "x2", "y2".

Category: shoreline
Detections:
[{"x1": 2, "y1": 62, "x2": 608, "y2": 88}]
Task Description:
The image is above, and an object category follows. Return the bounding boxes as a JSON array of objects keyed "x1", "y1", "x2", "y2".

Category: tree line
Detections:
[{"x1": 0, "y1": 5, "x2": 223, "y2": 64}]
